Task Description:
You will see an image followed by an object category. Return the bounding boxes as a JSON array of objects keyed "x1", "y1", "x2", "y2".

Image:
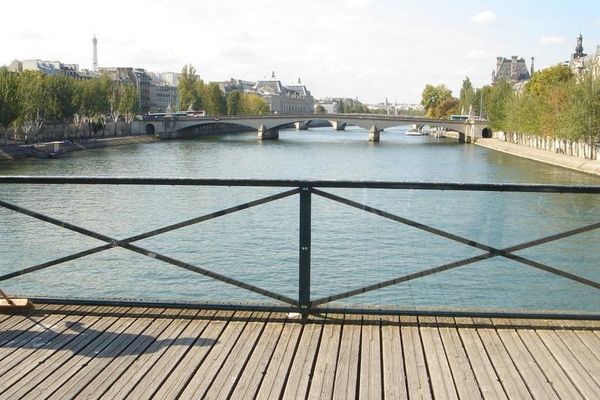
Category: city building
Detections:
[
  {"x1": 491, "y1": 56, "x2": 534, "y2": 85},
  {"x1": 314, "y1": 98, "x2": 339, "y2": 113},
  {"x1": 147, "y1": 73, "x2": 179, "y2": 112},
  {"x1": 568, "y1": 34, "x2": 600, "y2": 78},
  {"x1": 219, "y1": 73, "x2": 314, "y2": 114},
  {"x1": 99, "y1": 67, "x2": 178, "y2": 113},
  {"x1": 8, "y1": 59, "x2": 87, "y2": 79}
]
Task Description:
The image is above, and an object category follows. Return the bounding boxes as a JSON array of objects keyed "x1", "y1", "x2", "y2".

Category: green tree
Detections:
[
  {"x1": 472, "y1": 86, "x2": 492, "y2": 118},
  {"x1": 559, "y1": 72, "x2": 600, "y2": 142},
  {"x1": 421, "y1": 84, "x2": 452, "y2": 117},
  {"x1": 315, "y1": 104, "x2": 326, "y2": 114},
  {"x1": 226, "y1": 91, "x2": 242, "y2": 115},
  {"x1": 337, "y1": 100, "x2": 345, "y2": 113},
  {"x1": 485, "y1": 80, "x2": 513, "y2": 130},
  {"x1": 16, "y1": 70, "x2": 47, "y2": 141},
  {"x1": 526, "y1": 64, "x2": 574, "y2": 97},
  {"x1": 434, "y1": 97, "x2": 460, "y2": 118},
  {"x1": 459, "y1": 76, "x2": 475, "y2": 114},
  {"x1": 240, "y1": 93, "x2": 270, "y2": 115},
  {"x1": 118, "y1": 84, "x2": 138, "y2": 123},
  {"x1": 0, "y1": 67, "x2": 20, "y2": 144},
  {"x1": 178, "y1": 65, "x2": 203, "y2": 111},
  {"x1": 203, "y1": 82, "x2": 226, "y2": 116}
]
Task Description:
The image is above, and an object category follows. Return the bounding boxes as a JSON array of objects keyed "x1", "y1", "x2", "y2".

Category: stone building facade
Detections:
[
  {"x1": 491, "y1": 56, "x2": 534, "y2": 85},
  {"x1": 219, "y1": 73, "x2": 314, "y2": 114},
  {"x1": 8, "y1": 59, "x2": 93, "y2": 79},
  {"x1": 569, "y1": 34, "x2": 600, "y2": 78}
]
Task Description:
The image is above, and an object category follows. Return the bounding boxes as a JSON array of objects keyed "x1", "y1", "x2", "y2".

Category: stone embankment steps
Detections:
[
  {"x1": 475, "y1": 138, "x2": 600, "y2": 176},
  {"x1": 0, "y1": 135, "x2": 158, "y2": 161}
]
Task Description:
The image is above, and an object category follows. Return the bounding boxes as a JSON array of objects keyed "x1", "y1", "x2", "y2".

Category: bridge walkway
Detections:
[{"x1": 1, "y1": 303, "x2": 599, "y2": 399}]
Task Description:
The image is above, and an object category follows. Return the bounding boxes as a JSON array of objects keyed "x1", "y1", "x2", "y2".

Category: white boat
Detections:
[{"x1": 405, "y1": 128, "x2": 426, "y2": 136}]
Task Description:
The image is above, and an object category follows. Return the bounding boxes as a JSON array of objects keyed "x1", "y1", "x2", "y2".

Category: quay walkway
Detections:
[{"x1": 1, "y1": 303, "x2": 599, "y2": 399}]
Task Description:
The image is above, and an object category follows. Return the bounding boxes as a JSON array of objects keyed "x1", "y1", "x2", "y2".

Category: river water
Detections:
[{"x1": 1, "y1": 126, "x2": 599, "y2": 314}]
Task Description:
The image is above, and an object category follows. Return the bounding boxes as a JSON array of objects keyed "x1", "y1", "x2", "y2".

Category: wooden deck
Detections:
[{"x1": 1, "y1": 304, "x2": 599, "y2": 399}]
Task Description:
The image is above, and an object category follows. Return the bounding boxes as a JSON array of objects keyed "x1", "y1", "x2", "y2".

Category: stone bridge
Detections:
[{"x1": 132, "y1": 114, "x2": 489, "y2": 143}]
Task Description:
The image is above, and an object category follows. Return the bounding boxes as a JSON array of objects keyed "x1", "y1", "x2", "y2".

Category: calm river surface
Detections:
[{"x1": 1, "y1": 126, "x2": 599, "y2": 314}]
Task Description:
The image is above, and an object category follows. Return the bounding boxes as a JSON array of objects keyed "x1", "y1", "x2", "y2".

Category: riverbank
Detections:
[
  {"x1": 475, "y1": 138, "x2": 600, "y2": 177},
  {"x1": 0, "y1": 135, "x2": 158, "y2": 162}
]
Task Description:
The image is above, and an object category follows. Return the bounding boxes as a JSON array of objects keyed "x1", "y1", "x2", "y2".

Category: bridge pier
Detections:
[
  {"x1": 368, "y1": 125, "x2": 381, "y2": 142},
  {"x1": 330, "y1": 121, "x2": 346, "y2": 131},
  {"x1": 257, "y1": 124, "x2": 279, "y2": 140},
  {"x1": 294, "y1": 122, "x2": 309, "y2": 131}
]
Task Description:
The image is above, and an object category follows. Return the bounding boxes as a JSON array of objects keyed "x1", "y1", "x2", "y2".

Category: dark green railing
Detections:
[{"x1": 1, "y1": 176, "x2": 600, "y2": 320}]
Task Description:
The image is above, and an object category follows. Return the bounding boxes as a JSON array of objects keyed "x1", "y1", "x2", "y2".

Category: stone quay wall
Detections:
[
  {"x1": 3, "y1": 121, "x2": 136, "y2": 144},
  {"x1": 494, "y1": 131, "x2": 599, "y2": 161}
]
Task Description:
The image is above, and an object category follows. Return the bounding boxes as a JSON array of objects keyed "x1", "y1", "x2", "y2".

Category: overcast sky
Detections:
[{"x1": 2, "y1": 0, "x2": 599, "y2": 103}]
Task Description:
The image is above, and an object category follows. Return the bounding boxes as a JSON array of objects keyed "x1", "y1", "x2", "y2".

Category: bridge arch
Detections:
[{"x1": 145, "y1": 123, "x2": 156, "y2": 135}]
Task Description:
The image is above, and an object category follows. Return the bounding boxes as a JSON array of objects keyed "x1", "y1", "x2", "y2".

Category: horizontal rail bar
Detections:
[
  {"x1": 27, "y1": 298, "x2": 600, "y2": 321},
  {"x1": 2, "y1": 176, "x2": 600, "y2": 193}
]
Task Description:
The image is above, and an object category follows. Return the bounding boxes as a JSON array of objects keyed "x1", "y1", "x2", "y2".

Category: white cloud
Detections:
[
  {"x1": 540, "y1": 36, "x2": 566, "y2": 45},
  {"x1": 471, "y1": 10, "x2": 496, "y2": 24},
  {"x1": 466, "y1": 50, "x2": 491, "y2": 59}
]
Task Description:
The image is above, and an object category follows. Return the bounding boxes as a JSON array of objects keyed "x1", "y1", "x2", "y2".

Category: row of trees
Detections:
[
  {"x1": 476, "y1": 65, "x2": 599, "y2": 142},
  {"x1": 178, "y1": 65, "x2": 269, "y2": 116},
  {"x1": 423, "y1": 66, "x2": 600, "y2": 143},
  {"x1": 0, "y1": 67, "x2": 138, "y2": 144}
]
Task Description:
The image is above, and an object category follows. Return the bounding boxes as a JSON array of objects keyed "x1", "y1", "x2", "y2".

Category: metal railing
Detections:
[{"x1": 1, "y1": 176, "x2": 600, "y2": 320}]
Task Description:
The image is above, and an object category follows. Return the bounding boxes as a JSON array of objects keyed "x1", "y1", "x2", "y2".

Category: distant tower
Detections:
[
  {"x1": 298, "y1": 77, "x2": 301, "y2": 84},
  {"x1": 92, "y1": 35, "x2": 98, "y2": 72},
  {"x1": 530, "y1": 57, "x2": 535, "y2": 76},
  {"x1": 271, "y1": 71, "x2": 276, "y2": 79},
  {"x1": 575, "y1": 33, "x2": 584, "y2": 57}
]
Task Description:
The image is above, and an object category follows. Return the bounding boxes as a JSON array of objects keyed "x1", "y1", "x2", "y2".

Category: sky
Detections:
[{"x1": 1, "y1": 0, "x2": 600, "y2": 103}]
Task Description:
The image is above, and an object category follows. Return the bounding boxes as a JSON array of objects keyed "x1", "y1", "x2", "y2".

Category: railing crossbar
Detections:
[
  {"x1": 310, "y1": 189, "x2": 600, "y2": 306},
  {"x1": 0, "y1": 190, "x2": 300, "y2": 306}
]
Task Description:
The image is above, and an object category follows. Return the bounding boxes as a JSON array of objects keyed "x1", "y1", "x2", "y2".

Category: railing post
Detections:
[{"x1": 299, "y1": 186, "x2": 311, "y2": 322}]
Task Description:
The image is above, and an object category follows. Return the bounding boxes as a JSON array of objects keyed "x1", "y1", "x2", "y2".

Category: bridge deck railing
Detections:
[{"x1": 1, "y1": 176, "x2": 599, "y2": 320}]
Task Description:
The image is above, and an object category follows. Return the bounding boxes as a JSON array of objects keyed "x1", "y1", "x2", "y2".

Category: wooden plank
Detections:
[
  {"x1": 381, "y1": 315, "x2": 408, "y2": 400},
  {"x1": 516, "y1": 329, "x2": 583, "y2": 399},
  {"x1": 0, "y1": 298, "x2": 33, "y2": 311},
  {"x1": 454, "y1": 318, "x2": 507, "y2": 400},
  {"x1": 77, "y1": 309, "x2": 197, "y2": 399},
  {"x1": 97, "y1": 309, "x2": 209, "y2": 400},
  {"x1": 255, "y1": 320, "x2": 303, "y2": 399},
  {"x1": 0, "y1": 306, "x2": 65, "y2": 346},
  {"x1": 574, "y1": 330, "x2": 600, "y2": 365},
  {"x1": 0, "y1": 305, "x2": 81, "y2": 362},
  {"x1": 175, "y1": 311, "x2": 254, "y2": 399},
  {"x1": 0, "y1": 306, "x2": 138, "y2": 399},
  {"x1": 435, "y1": 317, "x2": 482, "y2": 400},
  {"x1": 556, "y1": 330, "x2": 600, "y2": 386},
  {"x1": 359, "y1": 315, "x2": 383, "y2": 400},
  {"x1": 476, "y1": 321, "x2": 532, "y2": 399},
  {"x1": 332, "y1": 314, "x2": 361, "y2": 400},
  {"x1": 494, "y1": 325, "x2": 560, "y2": 399},
  {"x1": 47, "y1": 308, "x2": 175, "y2": 399},
  {"x1": 536, "y1": 329, "x2": 599, "y2": 398},
  {"x1": 127, "y1": 310, "x2": 232, "y2": 400},
  {"x1": 307, "y1": 319, "x2": 342, "y2": 400},
  {"x1": 0, "y1": 306, "x2": 120, "y2": 392},
  {"x1": 400, "y1": 315, "x2": 432, "y2": 400},
  {"x1": 419, "y1": 316, "x2": 458, "y2": 400},
  {"x1": 230, "y1": 314, "x2": 286, "y2": 399},
  {"x1": 282, "y1": 321, "x2": 323, "y2": 400},
  {"x1": 202, "y1": 312, "x2": 271, "y2": 398},
  {"x1": 22, "y1": 307, "x2": 156, "y2": 399}
]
